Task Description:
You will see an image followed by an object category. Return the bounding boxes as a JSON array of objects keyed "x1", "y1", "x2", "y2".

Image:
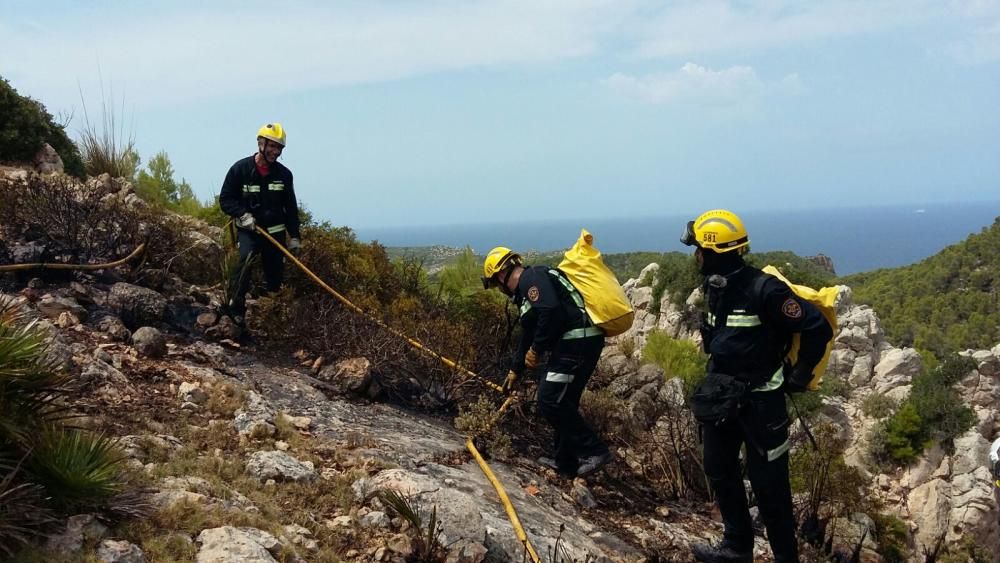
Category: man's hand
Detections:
[
  {"x1": 501, "y1": 370, "x2": 519, "y2": 394},
  {"x1": 236, "y1": 212, "x2": 256, "y2": 230},
  {"x1": 288, "y1": 238, "x2": 301, "y2": 255},
  {"x1": 525, "y1": 348, "x2": 540, "y2": 371},
  {"x1": 783, "y1": 362, "x2": 812, "y2": 394}
]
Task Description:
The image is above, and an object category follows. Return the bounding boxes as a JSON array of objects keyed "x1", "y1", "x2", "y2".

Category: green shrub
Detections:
[
  {"x1": 454, "y1": 396, "x2": 511, "y2": 459},
  {"x1": 77, "y1": 88, "x2": 138, "y2": 179},
  {"x1": 868, "y1": 354, "x2": 974, "y2": 467},
  {"x1": 0, "y1": 76, "x2": 84, "y2": 177},
  {"x1": 872, "y1": 513, "x2": 910, "y2": 563},
  {"x1": 641, "y1": 330, "x2": 706, "y2": 395},
  {"x1": 861, "y1": 393, "x2": 897, "y2": 419}
]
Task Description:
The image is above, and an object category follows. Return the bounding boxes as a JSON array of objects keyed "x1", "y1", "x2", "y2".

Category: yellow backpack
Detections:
[
  {"x1": 558, "y1": 229, "x2": 635, "y2": 337},
  {"x1": 761, "y1": 265, "x2": 840, "y2": 390}
]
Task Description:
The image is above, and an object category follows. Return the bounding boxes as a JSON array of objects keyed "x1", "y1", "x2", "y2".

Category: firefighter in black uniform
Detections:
[
  {"x1": 482, "y1": 247, "x2": 614, "y2": 477},
  {"x1": 681, "y1": 209, "x2": 832, "y2": 563},
  {"x1": 219, "y1": 123, "x2": 301, "y2": 325}
]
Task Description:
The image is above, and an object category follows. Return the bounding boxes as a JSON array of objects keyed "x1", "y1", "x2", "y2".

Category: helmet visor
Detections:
[{"x1": 680, "y1": 221, "x2": 697, "y2": 247}]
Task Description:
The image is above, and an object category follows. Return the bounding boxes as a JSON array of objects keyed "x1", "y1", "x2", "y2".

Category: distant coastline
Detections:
[{"x1": 357, "y1": 202, "x2": 1000, "y2": 275}]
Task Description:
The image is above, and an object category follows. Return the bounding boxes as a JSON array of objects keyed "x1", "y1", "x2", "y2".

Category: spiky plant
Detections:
[
  {"x1": 0, "y1": 456, "x2": 57, "y2": 558},
  {"x1": 0, "y1": 300, "x2": 72, "y2": 443},
  {"x1": 27, "y1": 429, "x2": 124, "y2": 510},
  {"x1": 0, "y1": 297, "x2": 133, "y2": 552},
  {"x1": 377, "y1": 489, "x2": 447, "y2": 561}
]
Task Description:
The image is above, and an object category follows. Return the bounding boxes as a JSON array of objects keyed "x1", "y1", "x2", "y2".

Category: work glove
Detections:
[
  {"x1": 236, "y1": 212, "x2": 256, "y2": 231},
  {"x1": 783, "y1": 362, "x2": 813, "y2": 394},
  {"x1": 288, "y1": 237, "x2": 301, "y2": 255},
  {"x1": 524, "y1": 348, "x2": 540, "y2": 371},
  {"x1": 501, "y1": 370, "x2": 519, "y2": 394}
]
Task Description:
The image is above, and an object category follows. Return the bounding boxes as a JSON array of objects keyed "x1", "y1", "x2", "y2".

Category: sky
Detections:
[{"x1": 2, "y1": 0, "x2": 999, "y2": 229}]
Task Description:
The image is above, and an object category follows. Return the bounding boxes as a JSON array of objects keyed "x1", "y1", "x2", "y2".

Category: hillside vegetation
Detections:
[{"x1": 842, "y1": 217, "x2": 1000, "y2": 355}]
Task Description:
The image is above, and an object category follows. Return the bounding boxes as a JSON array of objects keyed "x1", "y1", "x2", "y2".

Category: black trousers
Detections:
[
  {"x1": 702, "y1": 389, "x2": 798, "y2": 563},
  {"x1": 228, "y1": 229, "x2": 286, "y2": 315},
  {"x1": 535, "y1": 334, "x2": 609, "y2": 471}
]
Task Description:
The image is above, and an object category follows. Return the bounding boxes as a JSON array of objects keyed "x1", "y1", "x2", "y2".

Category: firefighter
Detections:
[
  {"x1": 482, "y1": 247, "x2": 614, "y2": 477},
  {"x1": 681, "y1": 209, "x2": 832, "y2": 563},
  {"x1": 219, "y1": 123, "x2": 301, "y2": 325}
]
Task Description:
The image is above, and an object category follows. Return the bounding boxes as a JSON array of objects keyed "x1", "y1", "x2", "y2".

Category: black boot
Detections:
[
  {"x1": 692, "y1": 541, "x2": 753, "y2": 563},
  {"x1": 576, "y1": 451, "x2": 614, "y2": 477},
  {"x1": 537, "y1": 456, "x2": 577, "y2": 477}
]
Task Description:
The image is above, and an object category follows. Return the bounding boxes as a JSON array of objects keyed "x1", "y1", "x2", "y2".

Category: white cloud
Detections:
[
  {"x1": 606, "y1": 62, "x2": 771, "y2": 105},
  {"x1": 0, "y1": 0, "x2": 630, "y2": 109},
  {"x1": 946, "y1": 19, "x2": 1000, "y2": 64},
  {"x1": 629, "y1": 0, "x2": 937, "y2": 58}
]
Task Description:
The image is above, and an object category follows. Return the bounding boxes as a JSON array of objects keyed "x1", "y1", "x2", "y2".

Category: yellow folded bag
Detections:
[
  {"x1": 558, "y1": 229, "x2": 635, "y2": 337},
  {"x1": 762, "y1": 265, "x2": 840, "y2": 390}
]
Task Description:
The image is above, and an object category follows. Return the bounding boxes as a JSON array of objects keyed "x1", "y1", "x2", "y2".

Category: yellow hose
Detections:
[
  {"x1": 253, "y1": 226, "x2": 504, "y2": 393},
  {"x1": 0, "y1": 243, "x2": 146, "y2": 273},
  {"x1": 251, "y1": 225, "x2": 541, "y2": 562}
]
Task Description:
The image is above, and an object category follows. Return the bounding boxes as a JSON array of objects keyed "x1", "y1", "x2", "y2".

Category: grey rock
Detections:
[
  {"x1": 81, "y1": 359, "x2": 129, "y2": 386},
  {"x1": 178, "y1": 382, "x2": 208, "y2": 404},
  {"x1": 445, "y1": 539, "x2": 489, "y2": 563},
  {"x1": 234, "y1": 391, "x2": 276, "y2": 438},
  {"x1": 360, "y1": 510, "x2": 391, "y2": 529},
  {"x1": 118, "y1": 434, "x2": 183, "y2": 463},
  {"x1": 97, "y1": 315, "x2": 131, "y2": 342},
  {"x1": 132, "y1": 326, "x2": 167, "y2": 358},
  {"x1": 317, "y1": 357, "x2": 377, "y2": 397},
  {"x1": 45, "y1": 514, "x2": 109, "y2": 556},
  {"x1": 33, "y1": 143, "x2": 64, "y2": 174},
  {"x1": 245, "y1": 450, "x2": 316, "y2": 483},
  {"x1": 37, "y1": 295, "x2": 87, "y2": 321},
  {"x1": 205, "y1": 314, "x2": 242, "y2": 341},
  {"x1": 11, "y1": 240, "x2": 46, "y2": 263},
  {"x1": 196, "y1": 526, "x2": 280, "y2": 563},
  {"x1": 107, "y1": 282, "x2": 167, "y2": 328},
  {"x1": 96, "y1": 539, "x2": 147, "y2": 563},
  {"x1": 571, "y1": 480, "x2": 598, "y2": 509}
]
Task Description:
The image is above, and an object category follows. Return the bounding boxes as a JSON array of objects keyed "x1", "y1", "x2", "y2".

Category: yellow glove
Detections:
[
  {"x1": 525, "y1": 348, "x2": 540, "y2": 371},
  {"x1": 501, "y1": 370, "x2": 519, "y2": 394}
]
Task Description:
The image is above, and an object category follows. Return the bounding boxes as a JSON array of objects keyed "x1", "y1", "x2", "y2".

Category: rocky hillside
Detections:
[
  {"x1": 606, "y1": 262, "x2": 1000, "y2": 561},
  {"x1": 3, "y1": 165, "x2": 997, "y2": 562},
  {"x1": 0, "y1": 168, "x2": 764, "y2": 562}
]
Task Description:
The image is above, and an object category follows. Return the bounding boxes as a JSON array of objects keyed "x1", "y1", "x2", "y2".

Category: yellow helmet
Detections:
[
  {"x1": 681, "y1": 209, "x2": 749, "y2": 254},
  {"x1": 482, "y1": 246, "x2": 522, "y2": 289},
  {"x1": 257, "y1": 122, "x2": 286, "y2": 147}
]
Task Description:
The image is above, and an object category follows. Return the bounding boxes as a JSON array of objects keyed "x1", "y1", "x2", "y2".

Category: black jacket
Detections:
[
  {"x1": 219, "y1": 155, "x2": 300, "y2": 238},
  {"x1": 702, "y1": 266, "x2": 832, "y2": 386},
  {"x1": 512, "y1": 266, "x2": 591, "y2": 373}
]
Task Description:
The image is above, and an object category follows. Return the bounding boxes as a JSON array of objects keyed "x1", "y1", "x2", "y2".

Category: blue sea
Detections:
[{"x1": 356, "y1": 202, "x2": 1000, "y2": 276}]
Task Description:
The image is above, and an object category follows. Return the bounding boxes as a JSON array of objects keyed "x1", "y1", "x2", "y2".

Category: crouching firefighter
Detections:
[
  {"x1": 681, "y1": 210, "x2": 833, "y2": 563},
  {"x1": 482, "y1": 247, "x2": 614, "y2": 478},
  {"x1": 219, "y1": 123, "x2": 302, "y2": 325}
]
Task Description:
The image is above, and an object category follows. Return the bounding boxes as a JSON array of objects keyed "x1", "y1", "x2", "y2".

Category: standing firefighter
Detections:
[
  {"x1": 220, "y1": 123, "x2": 301, "y2": 325},
  {"x1": 681, "y1": 210, "x2": 832, "y2": 563},
  {"x1": 482, "y1": 247, "x2": 614, "y2": 477}
]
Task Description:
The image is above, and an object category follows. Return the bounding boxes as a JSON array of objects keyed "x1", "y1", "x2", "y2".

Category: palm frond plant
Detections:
[
  {"x1": 377, "y1": 488, "x2": 448, "y2": 561},
  {"x1": 0, "y1": 296, "x2": 132, "y2": 552}
]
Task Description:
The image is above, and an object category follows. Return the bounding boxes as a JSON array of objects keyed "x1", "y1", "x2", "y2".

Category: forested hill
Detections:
[{"x1": 842, "y1": 216, "x2": 1000, "y2": 355}]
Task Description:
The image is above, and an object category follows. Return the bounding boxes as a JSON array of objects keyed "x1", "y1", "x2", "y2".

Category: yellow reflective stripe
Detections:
[
  {"x1": 562, "y1": 326, "x2": 603, "y2": 340},
  {"x1": 266, "y1": 224, "x2": 286, "y2": 234},
  {"x1": 705, "y1": 313, "x2": 716, "y2": 327},
  {"x1": 519, "y1": 301, "x2": 531, "y2": 317},
  {"x1": 767, "y1": 439, "x2": 791, "y2": 461},
  {"x1": 244, "y1": 184, "x2": 261, "y2": 193},
  {"x1": 268, "y1": 182, "x2": 285, "y2": 191},
  {"x1": 726, "y1": 315, "x2": 761, "y2": 327},
  {"x1": 753, "y1": 366, "x2": 785, "y2": 392}
]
